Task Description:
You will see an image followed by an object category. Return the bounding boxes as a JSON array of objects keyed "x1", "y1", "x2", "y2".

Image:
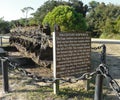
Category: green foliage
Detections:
[
  {"x1": 32, "y1": 0, "x2": 62, "y2": 24},
  {"x1": 28, "y1": 18, "x2": 38, "y2": 26},
  {"x1": 21, "y1": 7, "x2": 34, "y2": 26},
  {"x1": 69, "y1": 0, "x2": 88, "y2": 17},
  {"x1": 10, "y1": 20, "x2": 22, "y2": 28},
  {"x1": 0, "y1": 18, "x2": 10, "y2": 34},
  {"x1": 115, "y1": 17, "x2": 120, "y2": 33},
  {"x1": 8, "y1": 0, "x2": 88, "y2": 29},
  {"x1": 33, "y1": 0, "x2": 88, "y2": 25},
  {"x1": 87, "y1": 2, "x2": 120, "y2": 38},
  {"x1": 89, "y1": 1, "x2": 99, "y2": 9},
  {"x1": 19, "y1": 18, "x2": 26, "y2": 26},
  {"x1": 1, "y1": 0, "x2": 88, "y2": 33},
  {"x1": 102, "y1": 19, "x2": 116, "y2": 35},
  {"x1": 101, "y1": 16, "x2": 120, "y2": 39},
  {"x1": 42, "y1": 5, "x2": 87, "y2": 32},
  {"x1": 21, "y1": 7, "x2": 34, "y2": 18}
]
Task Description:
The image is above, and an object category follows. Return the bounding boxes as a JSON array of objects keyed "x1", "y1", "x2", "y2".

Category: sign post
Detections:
[
  {"x1": 53, "y1": 32, "x2": 59, "y2": 94},
  {"x1": 53, "y1": 28, "x2": 91, "y2": 94}
]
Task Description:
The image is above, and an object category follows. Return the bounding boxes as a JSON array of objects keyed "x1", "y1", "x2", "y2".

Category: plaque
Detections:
[{"x1": 54, "y1": 32, "x2": 91, "y2": 77}]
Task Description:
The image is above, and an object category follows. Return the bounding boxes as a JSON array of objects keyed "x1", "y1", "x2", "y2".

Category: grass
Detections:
[
  {"x1": 59, "y1": 88, "x2": 94, "y2": 100},
  {"x1": 1, "y1": 70, "x2": 110, "y2": 100},
  {"x1": 15, "y1": 86, "x2": 95, "y2": 100},
  {"x1": 100, "y1": 33, "x2": 120, "y2": 40},
  {"x1": 0, "y1": 69, "x2": 97, "y2": 100}
]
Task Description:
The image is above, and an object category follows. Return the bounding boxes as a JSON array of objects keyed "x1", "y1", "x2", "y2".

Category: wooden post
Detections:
[
  {"x1": 84, "y1": 79, "x2": 89, "y2": 91},
  {"x1": 1, "y1": 58, "x2": 9, "y2": 93},
  {"x1": 0, "y1": 37, "x2": 2, "y2": 46},
  {"x1": 53, "y1": 32, "x2": 59, "y2": 94}
]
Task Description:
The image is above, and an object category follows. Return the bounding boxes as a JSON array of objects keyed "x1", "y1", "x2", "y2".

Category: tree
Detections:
[
  {"x1": 86, "y1": 2, "x2": 120, "y2": 38},
  {"x1": 32, "y1": 0, "x2": 66, "y2": 24},
  {"x1": 115, "y1": 17, "x2": 120, "y2": 34},
  {"x1": 89, "y1": 1, "x2": 99, "y2": 9},
  {"x1": 32, "y1": 0, "x2": 88, "y2": 24},
  {"x1": 42, "y1": 5, "x2": 87, "y2": 32},
  {"x1": 21, "y1": 7, "x2": 34, "y2": 26},
  {"x1": 0, "y1": 17, "x2": 4, "y2": 22},
  {"x1": 0, "y1": 18, "x2": 10, "y2": 34},
  {"x1": 69, "y1": 0, "x2": 88, "y2": 17}
]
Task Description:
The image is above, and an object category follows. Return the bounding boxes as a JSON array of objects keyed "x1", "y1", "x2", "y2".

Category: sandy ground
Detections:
[{"x1": 91, "y1": 43, "x2": 120, "y2": 100}]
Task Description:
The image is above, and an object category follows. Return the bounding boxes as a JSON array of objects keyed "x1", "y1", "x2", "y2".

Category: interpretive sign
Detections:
[{"x1": 53, "y1": 32, "x2": 91, "y2": 78}]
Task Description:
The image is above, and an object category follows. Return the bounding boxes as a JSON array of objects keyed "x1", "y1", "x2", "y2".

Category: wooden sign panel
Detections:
[{"x1": 54, "y1": 32, "x2": 91, "y2": 78}]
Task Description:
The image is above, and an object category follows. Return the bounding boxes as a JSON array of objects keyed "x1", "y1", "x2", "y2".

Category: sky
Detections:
[{"x1": 0, "y1": 0, "x2": 120, "y2": 21}]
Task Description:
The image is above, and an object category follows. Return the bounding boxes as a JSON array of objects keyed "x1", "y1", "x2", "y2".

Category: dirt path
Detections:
[
  {"x1": 92, "y1": 43, "x2": 120, "y2": 100},
  {"x1": 92, "y1": 44, "x2": 120, "y2": 79}
]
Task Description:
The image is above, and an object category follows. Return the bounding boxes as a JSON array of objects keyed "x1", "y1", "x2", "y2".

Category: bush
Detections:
[{"x1": 42, "y1": 5, "x2": 87, "y2": 32}]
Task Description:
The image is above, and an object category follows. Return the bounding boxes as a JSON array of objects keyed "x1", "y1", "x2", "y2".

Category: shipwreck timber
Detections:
[{"x1": 9, "y1": 25, "x2": 53, "y2": 68}]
